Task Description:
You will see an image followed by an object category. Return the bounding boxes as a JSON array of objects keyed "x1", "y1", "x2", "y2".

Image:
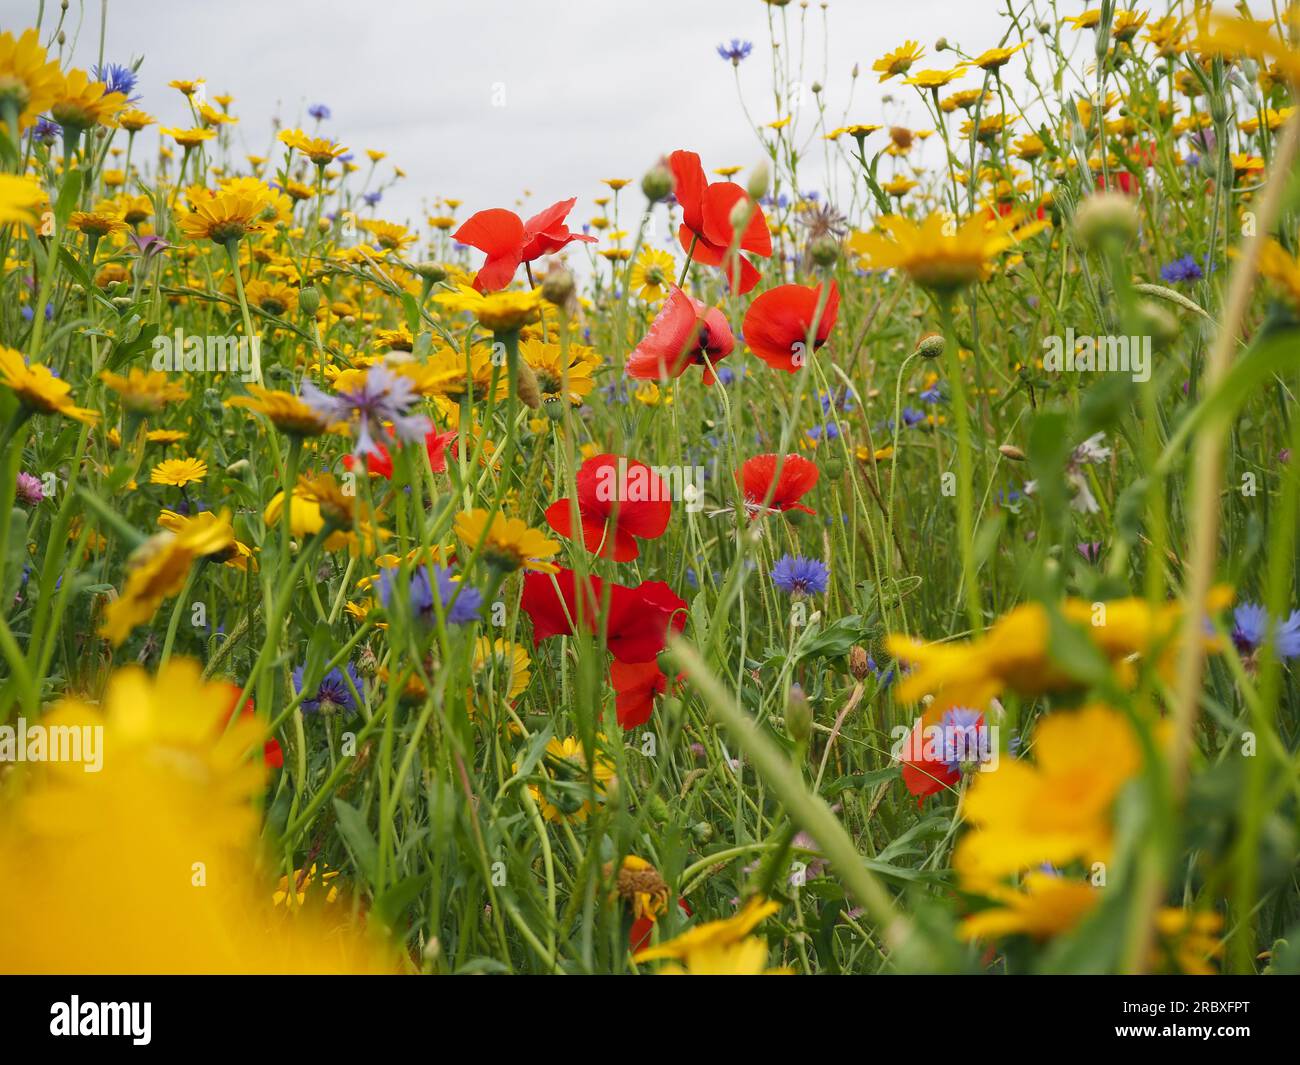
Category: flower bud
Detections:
[
  {"x1": 821, "y1": 454, "x2": 844, "y2": 479},
  {"x1": 915, "y1": 331, "x2": 945, "y2": 359},
  {"x1": 848, "y1": 645, "x2": 871, "y2": 680},
  {"x1": 413, "y1": 260, "x2": 447, "y2": 283},
  {"x1": 540, "y1": 263, "x2": 576, "y2": 307},
  {"x1": 298, "y1": 285, "x2": 321, "y2": 316},
  {"x1": 786, "y1": 684, "x2": 812, "y2": 744},
  {"x1": 641, "y1": 160, "x2": 674, "y2": 203},
  {"x1": 543, "y1": 396, "x2": 565, "y2": 422},
  {"x1": 746, "y1": 161, "x2": 770, "y2": 202},
  {"x1": 1074, "y1": 191, "x2": 1139, "y2": 250},
  {"x1": 515, "y1": 360, "x2": 542, "y2": 409},
  {"x1": 729, "y1": 196, "x2": 754, "y2": 232},
  {"x1": 809, "y1": 234, "x2": 841, "y2": 268}
]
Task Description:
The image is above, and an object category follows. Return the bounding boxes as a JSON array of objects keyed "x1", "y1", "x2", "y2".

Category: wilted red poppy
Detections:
[
  {"x1": 343, "y1": 426, "x2": 458, "y2": 479},
  {"x1": 742, "y1": 282, "x2": 840, "y2": 372},
  {"x1": 545, "y1": 453, "x2": 671, "y2": 561},
  {"x1": 453, "y1": 198, "x2": 596, "y2": 292},
  {"x1": 220, "y1": 684, "x2": 283, "y2": 769},
  {"x1": 670, "y1": 150, "x2": 771, "y2": 294},
  {"x1": 610, "y1": 659, "x2": 669, "y2": 729},
  {"x1": 737, "y1": 453, "x2": 819, "y2": 517},
  {"x1": 626, "y1": 286, "x2": 735, "y2": 386},
  {"x1": 521, "y1": 569, "x2": 686, "y2": 663}
]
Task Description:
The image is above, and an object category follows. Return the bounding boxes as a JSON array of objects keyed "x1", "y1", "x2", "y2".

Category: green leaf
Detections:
[{"x1": 332, "y1": 799, "x2": 378, "y2": 885}]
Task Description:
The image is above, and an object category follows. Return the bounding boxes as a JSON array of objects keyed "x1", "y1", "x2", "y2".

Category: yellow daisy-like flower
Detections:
[
  {"x1": 117, "y1": 108, "x2": 155, "y2": 132},
  {"x1": 713, "y1": 165, "x2": 742, "y2": 177},
  {"x1": 229, "y1": 385, "x2": 335, "y2": 436},
  {"x1": 161, "y1": 126, "x2": 217, "y2": 150},
  {"x1": 873, "y1": 41, "x2": 925, "y2": 81},
  {"x1": 1255, "y1": 237, "x2": 1300, "y2": 313},
  {"x1": 954, "y1": 705, "x2": 1140, "y2": 883},
  {"x1": 278, "y1": 128, "x2": 348, "y2": 166},
  {"x1": 373, "y1": 326, "x2": 414, "y2": 352},
  {"x1": 881, "y1": 175, "x2": 917, "y2": 197},
  {"x1": 972, "y1": 41, "x2": 1029, "y2": 70},
  {"x1": 68, "y1": 207, "x2": 128, "y2": 239},
  {"x1": 0, "y1": 345, "x2": 98, "y2": 423},
  {"x1": 98, "y1": 516, "x2": 232, "y2": 644},
  {"x1": 168, "y1": 78, "x2": 205, "y2": 96},
  {"x1": 629, "y1": 247, "x2": 676, "y2": 302},
  {"x1": 608, "y1": 855, "x2": 670, "y2": 922},
  {"x1": 1012, "y1": 133, "x2": 1047, "y2": 161},
  {"x1": 158, "y1": 508, "x2": 253, "y2": 570},
  {"x1": 522, "y1": 735, "x2": 616, "y2": 823},
  {"x1": 1062, "y1": 10, "x2": 1102, "y2": 30},
  {"x1": 468, "y1": 637, "x2": 532, "y2": 714},
  {"x1": 849, "y1": 212, "x2": 1048, "y2": 292},
  {"x1": 959, "y1": 873, "x2": 1100, "y2": 942},
  {"x1": 0, "y1": 173, "x2": 46, "y2": 227},
  {"x1": 118, "y1": 193, "x2": 153, "y2": 226},
  {"x1": 602, "y1": 178, "x2": 631, "y2": 190},
  {"x1": 241, "y1": 277, "x2": 298, "y2": 317},
  {"x1": 0, "y1": 28, "x2": 64, "y2": 132},
  {"x1": 454, "y1": 508, "x2": 560, "y2": 573},
  {"x1": 100, "y1": 367, "x2": 189, "y2": 413},
  {"x1": 901, "y1": 66, "x2": 968, "y2": 90},
  {"x1": 436, "y1": 284, "x2": 542, "y2": 332},
  {"x1": 145, "y1": 429, "x2": 187, "y2": 445},
  {"x1": 395, "y1": 344, "x2": 508, "y2": 403},
  {"x1": 359, "y1": 218, "x2": 417, "y2": 252},
  {"x1": 150, "y1": 457, "x2": 207, "y2": 487},
  {"x1": 175, "y1": 184, "x2": 273, "y2": 244},
  {"x1": 1153, "y1": 909, "x2": 1224, "y2": 976},
  {"x1": 1144, "y1": 16, "x2": 1188, "y2": 58},
  {"x1": 50, "y1": 68, "x2": 127, "y2": 130},
  {"x1": 1111, "y1": 10, "x2": 1148, "y2": 43},
  {"x1": 634, "y1": 896, "x2": 785, "y2": 974},
  {"x1": 518, "y1": 337, "x2": 601, "y2": 405},
  {"x1": 197, "y1": 102, "x2": 236, "y2": 128}
]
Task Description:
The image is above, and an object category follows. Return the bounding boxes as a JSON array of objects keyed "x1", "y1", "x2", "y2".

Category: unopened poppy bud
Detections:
[
  {"x1": 225, "y1": 458, "x2": 250, "y2": 475},
  {"x1": 298, "y1": 285, "x2": 321, "y2": 316},
  {"x1": 822, "y1": 454, "x2": 844, "y2": 479},
  {"x1": 691, "y1": 820, "x2": 714, "y2": 844},
  {"x1": 998, "y1": 443, "x2": 1026, "y2": 461},
  {"x1": 543, "y1": 396, "x2": 565, "y2": 422},
  {"x1": 540, "y1": 263, "x2": 576, "y2": 307},
  {"x1": 641, "y1": 160, "x2": 674, "y2": 203},
  {"x1": 413, "y1": 260, "x2": 447, "y2": 283},
  {"x1": 915, "y1": 331, "x2": 945, "y2": 359},
  {"x1": 786, "y1": 684, "x2": 812, "y2": 744},
  {"x1": 746, "y1": 161, "x2": 770, "y2": 202},
  {"x1": 515, "y1": 361, "x2": 541, "y2": 409},
  {"x1": 935, "y1": 37, "x2": 949, "y2": 51},
  {"x1": 1074, "y1": 191, "x2": 1139, "y2": 249},
  {"x1": 848, "y1": 645, "x2": 871, "y2": 680},
  {"x1": 809, "y1": 234, "x2": 840, "y2": 268},
  {"x1": 729, "y1": 196, "x2": 754, "y2": 232}
]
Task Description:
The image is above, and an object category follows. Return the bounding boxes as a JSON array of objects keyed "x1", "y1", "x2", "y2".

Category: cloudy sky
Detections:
[{"x1": 7, "y1": 0, "x2": 1096, "y2": 238}]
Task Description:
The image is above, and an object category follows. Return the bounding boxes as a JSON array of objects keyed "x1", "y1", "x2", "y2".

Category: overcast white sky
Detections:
[{"x1": 6, "y1": 0, "x2": 1099, "y2": 236}]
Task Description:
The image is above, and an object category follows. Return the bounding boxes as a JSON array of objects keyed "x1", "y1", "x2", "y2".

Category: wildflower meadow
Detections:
[{"x1": 3, "y1": 0, "x2": 1300, "y2": 1000}]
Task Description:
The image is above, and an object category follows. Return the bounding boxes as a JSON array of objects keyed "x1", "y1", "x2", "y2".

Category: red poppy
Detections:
[
  {"x1": 453, "y1": 199, "x2": 596, "y2": 292},
  {"x1": 545, "y1": 453, "x2": 672, "y2": 561},
  {"x1": 610, "y1": 658, "x2": 668, "y2": 729},
  {"x1": 520, "y1": 570, "x2": 686, "y2": 663},
  {"x1": 670, "y1": 150, "x2": 771, "y2": 294},
  {"x1": 343, "y1": 426, "x2": 458, "y2": 479},
  {"x1": 220, "y1": 684, "x2": 283, "y2": 769},
  {"x1": 736, "y1": 453, "x2": 819, "y2": 517},
  {"x1": 742, "y1": 282, "x2": 840, "y2": 373},
  {"x1": 626, "y1": 286, "x2": 735, "y2": 386},
  {"x1": 899, "y1": 718, "x2": 973, "y2": 806}
]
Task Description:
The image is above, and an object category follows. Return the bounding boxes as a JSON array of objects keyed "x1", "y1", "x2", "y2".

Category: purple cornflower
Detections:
[
  {"x1": 716, "y1": 38, "x2": 754, "y2": 64},
  {"x1": 1160, "y1": 254, "x2": 1204, "y2": 284},
  {"x1": 32, "y1": 117, "x2": 60, "y2": 145},
  {"x1": 771, "y1": 554, "x2": 830, "y2": 596},
  {"x1": 307, "y1": 103, "x2": 332, "y2": 121},
  {"x1": 1232, "y1": 602, "x2": 1300, "y2": 660},
  {"x1": 901, "y1": 407, "x2": 926, "y2": 427},
  {"x1": 380, "y1": 565, "x2": 482, "y2": 626},
  {"x1": 303, "y1": 365, "x2": 431, "y2": 459},
  {"x1": 15, "y1": 472, "x2": 44, "y2": 506},
  {"x1": 938, "y1": 707, "x2": 990, "y2": 770},
  {"x1": 91, "y1": 62, "x2": 140, "y2": 102},
  {"x1": 128, "y1": 232, "x2": 171, "y2": 260},
  {"x1": 362, "y1": 190, "x2": 382, "y2": 208},
  {"x1": 293, "y1": 662, "x2": 362, "y2": 715}
]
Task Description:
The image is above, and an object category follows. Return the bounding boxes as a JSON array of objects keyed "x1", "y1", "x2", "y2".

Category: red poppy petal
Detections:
[{"x1": 669, "y1": 150, "x2": 707, "y2": 234}]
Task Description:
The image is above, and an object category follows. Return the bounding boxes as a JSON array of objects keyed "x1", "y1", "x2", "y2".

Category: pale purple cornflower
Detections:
[
  {"x1": 128, "y1": 232, "x2": 171, "y2": 260},
  {"x1": 303, "y1": 364, "x2": 431, "y2": 459},
  {"x1": 1232, "y1": 602, "x2": 1300, "y2": 661}
]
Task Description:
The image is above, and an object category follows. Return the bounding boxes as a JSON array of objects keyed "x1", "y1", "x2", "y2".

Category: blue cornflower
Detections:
[
  {"x1": 380, "y1": 565, "x2": 482, "y2": 626},
  {"x1": 33, "y1": 117, "x2": 61, "y2": 144},
  {"x1": 308, "y1": 103, "x2": 332, "y2": 121},
  {"x1": 901, "y1": 407, "x2": 926, "y2": 427},
  {"x1": 293, "y1": 663, "x2": 362, "y2": 715},
  {"x1": 1232, "y1": 602, "x2": 1300, "y2": 659},
  {"x1": 771, "y1": 554, "x2": 830, "y2": 596},
  {"x1": 806, "y1": 423, "x2": 840, "y2": 442},
  {"x1": 716, "y1": 38, "x2": 754, "y2": 64},
  {"x1": 1159, "y1": 254, "x2": 1203, "y2": 284},
  {"x1": 938, "y1": 707, "x2": 989, "y2": 770},
  {"x1": 91, "y1": 62, "x2": 140, "y2": 102},
  {"x1": 919, "y1": 382, "x2": 944, "y2": 404},
  {"x1": 362, "y1": 190, "x2": 382, "y2": 208},
  {"x1": 302, "y1": 365, "x2": 431, "y2": 459}
]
